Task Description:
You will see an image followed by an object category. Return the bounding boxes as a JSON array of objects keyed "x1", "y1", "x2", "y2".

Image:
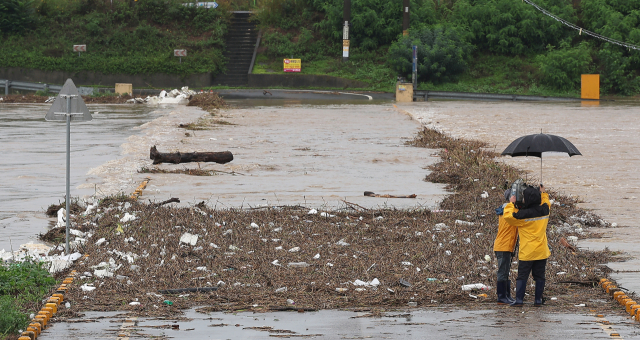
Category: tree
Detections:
[{"x1": 388, "y1": 25, "x2": 473, "y2": 83}]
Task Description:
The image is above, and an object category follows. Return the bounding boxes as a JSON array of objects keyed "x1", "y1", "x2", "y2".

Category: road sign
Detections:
[
  {"x1": 174, "y1": 49, "x2": 187, "y2": 57},
  {"x1": 44, "y1": 78, "x2": 93, "y2": 254},
  {"x1": 45, "y1": 79, "x2": 92, "y2": 122},
  {"x1": 73, "y1": 45, "x2": 86, "y2": 52},
  {"x1": 283, "y1": 59, "x2": 301, "y2": 72},
  {"x1": 197, "y1": 1, "x2": 218, "y2": 8}
]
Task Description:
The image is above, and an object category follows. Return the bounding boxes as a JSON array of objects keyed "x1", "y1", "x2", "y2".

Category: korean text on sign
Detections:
[{"x1": 283, "y1": 59, "x2": 301, "y2": 72}]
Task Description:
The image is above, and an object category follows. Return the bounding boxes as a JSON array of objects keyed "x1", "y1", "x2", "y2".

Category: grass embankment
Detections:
[
  {"x1": 38, "y1": 123, "x2": 618, "y2": 318},
  {"x1": 0, "y1": 261, "x2": 57, "y2": 339}
]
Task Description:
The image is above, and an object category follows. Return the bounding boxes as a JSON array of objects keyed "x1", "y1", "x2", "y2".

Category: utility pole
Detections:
[
  {"x1": 403, "y1": 0, "x2": 410, "y2": 36},
  {"x1": 343, "y1": 0, "x2": 351, "y2": 62}
]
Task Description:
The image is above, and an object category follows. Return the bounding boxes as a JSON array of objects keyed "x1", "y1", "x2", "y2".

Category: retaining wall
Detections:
[{"x1": 248, "y1": 74, "x2": 370, "y2": 89}]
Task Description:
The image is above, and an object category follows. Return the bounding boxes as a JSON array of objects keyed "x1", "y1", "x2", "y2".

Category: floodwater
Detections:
[
  {"x1": 41, "y1": 307, "x2": 640, "y2": 339},
  {"x1": 0, "y1": 103, "x2": 157, "y2": 251}
]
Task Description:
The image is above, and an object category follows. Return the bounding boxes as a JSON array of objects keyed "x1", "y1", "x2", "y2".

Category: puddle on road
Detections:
[{"x1": 42, "y1": 308, "x2": 640, "y2": 339}]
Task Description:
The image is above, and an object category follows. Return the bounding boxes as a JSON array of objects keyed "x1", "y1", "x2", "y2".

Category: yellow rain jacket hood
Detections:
[{"x1": 503, "y1": 188, "x2": 551, "y2": 261}]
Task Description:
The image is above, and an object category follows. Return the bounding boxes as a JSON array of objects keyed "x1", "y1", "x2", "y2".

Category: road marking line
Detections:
[
  {"x1": 117, "y1": 317, "x2": 137, "y2": 340},
  {"x1": 594, "y1": 313, "x2": 623, "y2": 339}
]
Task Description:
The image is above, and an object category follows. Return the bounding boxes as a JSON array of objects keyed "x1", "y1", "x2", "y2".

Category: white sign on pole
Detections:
[
  {"x1": 343, "y1": 26, "x2": 349, "y2": 40},
  {"x1": 174, "y1": 49, "x2": 187, "y2": 57},
  {"x1": 45, "y1": 79, "x2": 92, "y2": 122},
  {"x1": 73, "y1": 45, "x2": 87, "y2": 52}
]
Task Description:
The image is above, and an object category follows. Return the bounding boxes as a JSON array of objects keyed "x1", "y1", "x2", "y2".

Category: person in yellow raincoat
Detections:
[
  {"x1": 493, "y1": 189, "x2": 518, "y2": 305},
  {"x1": 504, "y1": 184, "x2": 550, "y2": 307}
]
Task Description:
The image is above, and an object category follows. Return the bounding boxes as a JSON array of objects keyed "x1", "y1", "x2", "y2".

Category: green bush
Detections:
[
  {"x1": 536, "y1": 42, "x2": 592, "y2": 91},
  {"x1": 451, "y1": 0, "x2": 576, "y2": 55},
  {"x1": 254, "y1": 0, "x2": 314, "y2": 30},
  {"x1": 597, "y1": 47, "x2": 640, "y2": 95},
  {"x1": 0, "y1": 259, "x2": 56, "y2": 337},
  {"x1": 0, "y1": 0, "x2": 38, "y2": 35},
  {"x1": 311, "y1": 0, "x2": 437, "y2": 50},
  {"x1": 388, "y1": 25, "x2": 473, "y2": 83}
]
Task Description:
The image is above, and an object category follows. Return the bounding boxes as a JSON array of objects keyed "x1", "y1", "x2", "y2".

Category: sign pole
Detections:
[
  {"x1": 403, "y1": 0, "x2": 410, "y2": 36},
  {"x1": 343, "y1": 0, "x2": 350, "y2": 62},
  {"x1": 65, "y1": 96, "x2": 71, "y2": 254},
  {"x1": 412, "y1": 45, "x2": 417, "y2": 90}
]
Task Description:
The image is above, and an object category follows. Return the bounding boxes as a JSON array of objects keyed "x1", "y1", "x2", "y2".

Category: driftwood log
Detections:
[{"x1": 150, "y1": 146, "x2": 233, "y2": 165}]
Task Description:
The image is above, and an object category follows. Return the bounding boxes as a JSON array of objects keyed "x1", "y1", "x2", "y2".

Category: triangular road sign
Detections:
[{"x1": 45, "y1": 79, "x2": 92, "y2": 122}]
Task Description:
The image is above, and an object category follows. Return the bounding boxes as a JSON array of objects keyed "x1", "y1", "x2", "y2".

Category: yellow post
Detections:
[{"x1": 581, "y1": 74, "x2": 600, "y2": 100}]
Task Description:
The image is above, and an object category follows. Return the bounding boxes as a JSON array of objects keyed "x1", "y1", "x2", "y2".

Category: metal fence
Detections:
[
  {"x1": 1, "y1": 80, "x2": 63, "y2": 95},
  {"x1": 413, "y1": 90, "x2": 594, "y2": 102}
]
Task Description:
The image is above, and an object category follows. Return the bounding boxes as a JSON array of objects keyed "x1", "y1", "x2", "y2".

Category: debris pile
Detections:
[{"x1": 27, "y1": 126, "x2": 617, "y2": 316}]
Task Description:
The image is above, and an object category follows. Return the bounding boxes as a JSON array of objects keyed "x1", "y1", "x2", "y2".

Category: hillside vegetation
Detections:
[{"x1": 2, "y1": 0, "x2": 640, "y2": 95}]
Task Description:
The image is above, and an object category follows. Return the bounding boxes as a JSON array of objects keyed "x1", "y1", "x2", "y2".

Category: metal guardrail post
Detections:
[
  {"x1": 4, "y1": 80, "x2": 9, "y2": 95},
  {"x1": 44, "y1": 84, "x2": 49, "y2": 93}
]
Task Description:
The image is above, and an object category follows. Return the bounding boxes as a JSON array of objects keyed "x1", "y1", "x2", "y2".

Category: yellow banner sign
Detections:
[{"x1": 283, "y1": 59, "x2": 301, "y2": 72}]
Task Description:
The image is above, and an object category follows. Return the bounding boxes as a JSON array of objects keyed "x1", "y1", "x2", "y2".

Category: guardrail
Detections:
[
  {"x1": 1, "y1": 80, "x2": 63, "y2": 95},
  {"x1": 413, "y1": 90, "x2": 596, "y2": 102}
]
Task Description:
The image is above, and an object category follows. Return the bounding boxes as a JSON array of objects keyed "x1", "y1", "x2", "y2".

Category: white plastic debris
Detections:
[
  {"x1": 81, "y1": 284, "x2": 96, "y2": 292},
  {"x1": 288, "y1": 247, "x2": 300, "y2": 252},
  {"x1": 129, "y1": 301, "x2": 141, "y2": 306},
  {"x1": 335, "y1": 239, "x2": 350, "y2": 246},
  {"x1": 69, "y1": 229, "x2": 85, "y2": 237},
  {"x1": 551, "y1": 297, "x2": 558, "y2": 301},
  {"x1": 288, "y1": 262, "x2": 309, "y2": 267},
  {"x1": 120, "y1": 213, "x2": 136, "y2": 223},
  {"x1": 566, "y1": 236, "x2": 578, "y2": 244},
  {"x1": 461, "y1": 283, "x2": 490, "y2": 291},
  {"x1": 196, "y1": 266, "x2": 207, "y2": 271},
  {"x1": 480, "y1": 191, "x2": 489, "y2": 199},
  {"x1": 401, "y1": 261, "x2": 412, "y2": 266},
  {"x1": 353, "y1": 278, "x2": 380, "y2": 287},
  {"x1": 308, "y1": 209, "x2": 318, "y2": 215},
  {"x1": 271, "y1": 260, "x2": 280, "y2": 266},
  {"x1": 320, "y1": 212, "x2": 336, "y2": 217},
  {"x1": 179, "y1": 233, "x2": 199, "y2": 246},
  {"x1": 326, "y1": 263, "x2": 334, "y2": 267},
  {"x1": 445, "y1": 250, "x2": 452, "y2": 255},
  {"x1": 313, "y1": 253, "x2": 320, "y2": 259},
  {"x1": 335, "y1": 288, "x2": 348, "y2": 292},
  {"x1": 455, "y1": 220, "x2": 475, "y2": 226},
  {"x1": 56, "y1": 208, "x2": 66, "y2": 228},
  {"x1": 556, "y1": 272, "x2": 567, "y2": 275},
  {"x1": 434, "y1": 223, "x2": 449, "y2": 230},
  {"x1": 250, "y1": 222, "x2": 260, "y2": 228},
  {"x1": 95, "y1": 238, "x2": 107, "y2": 246},
  {"x1": 574, "y1": 304, "x2": 586, "y2": 307},
  {"x1": 484, "y1": 255, "x2": 492, "y2": 262},
  {"x1": 275, "y1": 287, "x2": 288, "y2": 293},
  {"x1": 286, "y1": 299, "x2": 295, "y2": 305},
  {"x1": 210, "y1": 243, "x2": 219, "y2": 248}
]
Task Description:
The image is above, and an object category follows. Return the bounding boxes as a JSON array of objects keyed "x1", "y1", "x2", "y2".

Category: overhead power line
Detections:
[{"x1": 523, "y1": 0, "x2": 640, "y2": 51}]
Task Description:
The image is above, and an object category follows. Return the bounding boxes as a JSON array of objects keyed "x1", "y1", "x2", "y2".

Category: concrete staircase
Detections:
[{"x1": 212, "y1": 12, "x2": 258, "y2": 87}]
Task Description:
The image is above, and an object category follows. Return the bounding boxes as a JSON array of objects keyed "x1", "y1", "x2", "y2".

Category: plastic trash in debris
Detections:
[
  {"x1": 180, "y1": 233, "x2": 199, "y2": 246},
  {"x1": 484, "y1": 255, "x2": 492, "y2": 262},
  {"x1": 326, "y1": 263, "x2": 334, "y2": 267},
  {"x1": 336, "y1": 239, "x2": 350, "y2": 246},
  {"x1": 401, "y1": 261, "x2": 412, "y2": 266},
  {"x1": 556, "y1": 272, "x2": 567, "y2": 275},
  {"x1": 120, "y1": 213, "x2": 136, "y2": 223},
  {"x1": 455, "y1": 220, "x2": 475, "y2": 226},
  {"x1": 399, "y1": 278, "x2": 412, "y2": 287},
  {"x1": 445, "y1": 250, "x2": 452, "y2": 255},
  {"x1": 335, "y1": 288, "x2": 348, "y2": 293},
  {"x1": 434, "y1": 223, "x2": 448, "y2": 230},
  {"x1": 65, "y1": 302, "x2": 71, "y2": 309},
  {"x1": 480, "y1": 191, "x2": 489, "y2": 199},
  {"x1": 288, "y1": 262, "x2": 309, "y2": 268},
  {"x1": 56, "y1": 208, "x2": 66, "y2": 228},
  {"x1": 229, "y1": 245, "x2": 240, "y2": 251},
  {"x1": 308, "y1": 209, "x2": 318, "y2": 215},
  {"x1": 320, "y1": 212, "x2": 336, "y2": 217},
  {"x1": 275, "y1": 287, "x2": 287, "y2": 293},
  {"x1": 566, "y1": 236, "x2": 579, "y2": 244},
  {"x1": 286, "y1": 299, "x2": 295, "y2": 305},
  {"x1": 163, "y1": 300, "x2": 173, "y2": 305},
  {"x1": 129, "y1": 301, "x2": 141, "y2": 306},
  {"x1": 408, "y1": 302, "x2": 418, "y2": 307},
  {"x1": 353, "y1": 278, "x2": 380, "y2": 287},
  {"x1": 95, "y1": 238, "x2": 107, "y2": 246},
  {"x1": 427, "y1": 278, "x2": 438, "y2": 282},
  {"x1": 551, "y1": 297, "x2": 558, "y2": 301},
  {"x1": 250, "y1": 222, "x2": 259, "y2": 228},
  {"x1": 196, "y1": 266, "x2": 207, "y2": 271},
  {"x1": 574, "y1": 304, "x2": 586, "y2": 307},
  {"x1": 313, "y1": 253, "x2": 320, "y2": 259},
  {"x1": 81, "y1": 284, "x2": 96, "y2": 292},
  {"x1": 461, "y1": 283, "x2": 490, "y2": 291},
  {"x1": 288, "y1": 247, "x2": 300, "y2": 252}
]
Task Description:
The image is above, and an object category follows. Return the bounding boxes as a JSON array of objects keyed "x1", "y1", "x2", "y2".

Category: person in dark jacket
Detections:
[{"x1": 504, "y1": 184, "x2": 550, "y2": 307}]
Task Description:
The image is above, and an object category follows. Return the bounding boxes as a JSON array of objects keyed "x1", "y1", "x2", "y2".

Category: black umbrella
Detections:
[{"x1": 502, "y1": 133, "x2": 582, "y2": 184}]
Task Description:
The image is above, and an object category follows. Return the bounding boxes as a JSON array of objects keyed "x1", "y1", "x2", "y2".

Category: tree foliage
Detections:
[
  {"x1": 388, "y1": 25, "x2": 473, "y2": 83},
  {"x1": 450, "y1": 0, "x2": 577, "y2": 55},
  {"x1": 311, "y1": 0, "x2": 437, "y2": 50},
  {"x1": 536, "y1": 42, "x2": 592, "y2": 91},
  {"x1": 0, "y1": 0, "x2": 38, "y2": 35}
]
